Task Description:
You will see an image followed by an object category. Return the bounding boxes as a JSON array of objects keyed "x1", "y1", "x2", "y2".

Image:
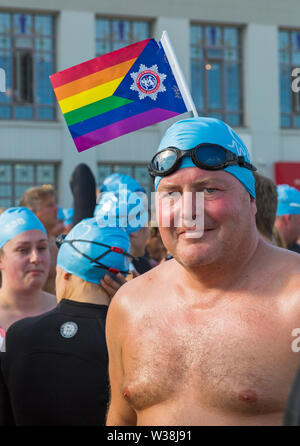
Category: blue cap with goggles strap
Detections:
[
  {"x1": 56, "y1": 218, "x2": 132, "y2": 284},
  {"x1": 151, "y1": 117, "x2": 256, "y2": 199}
]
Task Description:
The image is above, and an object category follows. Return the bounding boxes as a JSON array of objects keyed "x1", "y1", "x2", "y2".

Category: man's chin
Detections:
[{"x1": 174, "y1": 244, "x2": 216, "y2": 268}]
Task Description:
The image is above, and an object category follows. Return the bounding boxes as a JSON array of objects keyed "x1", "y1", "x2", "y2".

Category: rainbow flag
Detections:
[{"x1": 50, "y1": 32, "x2": 195, "y2": 152}]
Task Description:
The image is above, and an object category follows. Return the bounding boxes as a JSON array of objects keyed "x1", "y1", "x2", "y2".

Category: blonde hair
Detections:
[
  {"x1": 61, "y1": 275, "x2": 100, "y2": 300},
  {"x1": 19, "y1": 185, "x2": 55, "y2": 212}
]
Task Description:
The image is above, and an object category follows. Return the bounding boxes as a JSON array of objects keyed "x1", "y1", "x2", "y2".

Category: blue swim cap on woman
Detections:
[
  {"x1": 154, "y1": 117, "x2": 256, "y2": 199},
  {"x1": 100, "y1": 173, "x2": 145, "y2": 194},
  {"x1": 276, "y1": 184, "x2": 300, "y2": 215},
  {"x1": 57, "y1": 217, "x2": 131, "y2": 284},
  {"x1": 0, "y1": 207, "x2": 47, "y2": 249}
]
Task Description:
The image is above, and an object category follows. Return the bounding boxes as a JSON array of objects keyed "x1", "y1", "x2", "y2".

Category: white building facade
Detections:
[{"x1": 0, "y1": 0, "x2": 299, "y2": 207}]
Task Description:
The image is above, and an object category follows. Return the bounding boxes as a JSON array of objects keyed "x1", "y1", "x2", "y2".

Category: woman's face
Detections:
[{"x1": 0, "y1": 230, "x2": 50, "y2": 293}]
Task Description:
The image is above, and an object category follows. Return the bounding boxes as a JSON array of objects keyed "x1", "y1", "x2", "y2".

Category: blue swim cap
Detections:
[
  {"x1": 57, "y1": 218, "x2": 131, "y2": 284},
  {"x1": 57, "y1": 206, "x2": 65, "y2": 222},
  {"x1": 0, "y1": 207, "x2": 47, "y2": 249},
  {"x1": 276, "y1": 184, "x2": 300, "y2": 215},
  {"x1": 62, "y1": 208, "x2": 74, "y2": 226},
  {"x1": 100, "y1": 173, "x2": 145, "y2": 194},
  {"x1": 154, "y1": 117, "x2": 256, "y2": 199},
  {"x1": 94, "y1": 189, "x2": 148, "y2": 234}
]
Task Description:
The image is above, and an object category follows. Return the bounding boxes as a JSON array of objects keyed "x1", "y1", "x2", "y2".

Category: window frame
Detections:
[
  {"x1": 279, "y1": 28, "x2": 300, "y2": 128},
  {"x1": 0, "y1": 161, "x2": 59, "y2": 207},
  {"x1": 0, "y1": 10, "x2": 57, "y2": 121},
  {"x1": 190, "y1": 22, "x2": 244, "y2": 126},
  {"x1": 97, "y1": 162, "x2": 153, "y2": 198},
  {"x1": 95, "y1": 15, "x2": 152, "y2": 57}
]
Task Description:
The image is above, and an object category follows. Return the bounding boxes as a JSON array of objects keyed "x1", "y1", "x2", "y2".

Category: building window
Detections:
[
  {"x1": 279, "y1": 29, "x2": 300, "y2": 128},
  {"x1": 98, "y1": 163, "x2": 153, "y2": 198},
  {"x1": 0, "y1": 163, "x2": 58, "y2": 207},
  {"x1": 190, "y1": 23, "x2": 243, "y2": 126},
  {"x1": 95, "y1": 17, "x2": 150, "y2": 56},
  {"x1": 0, "y1": 12, "x2": 56, "y2": 120}
]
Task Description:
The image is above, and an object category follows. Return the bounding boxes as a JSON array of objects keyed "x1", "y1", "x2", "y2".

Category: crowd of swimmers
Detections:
[{"x1": 0, "y1": 117, "x2": 300, "y2": 425}]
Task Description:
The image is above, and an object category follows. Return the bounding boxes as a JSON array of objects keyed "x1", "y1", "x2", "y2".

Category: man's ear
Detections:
[
  {"x1": 285, "y1": 214, "x2": 292, "y2": 226},
  {"x1": 0, "y1": 249, "x2": 4, "y2": 271},
  {"x1": 250, "y1": 195, "x2": 257, "y2": 216}
]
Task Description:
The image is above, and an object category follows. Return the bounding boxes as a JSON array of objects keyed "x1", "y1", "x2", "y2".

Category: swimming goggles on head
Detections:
[
  {"x1": 56, "y1": 234, "x2": 135, "y2": 275},
  {"x1": 148, "y1": 143, "x2": 257, "y2": 177}
]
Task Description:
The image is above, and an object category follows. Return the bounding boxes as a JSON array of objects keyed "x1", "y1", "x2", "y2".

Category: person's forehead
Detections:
[
  {"x1": 8, "y1": 229, "x2": 48, "y2": 246},
  {"x1": 41, "y1": 195, "x2": 55, "y2": 205},
  {"x1": 157, "y1": 166, "x2": 237, "y2": 190}
]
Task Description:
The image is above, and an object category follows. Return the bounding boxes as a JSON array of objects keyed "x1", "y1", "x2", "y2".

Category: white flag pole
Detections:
[{"x1": 160, "y1": 30, "x2": 198, "y2": 117}]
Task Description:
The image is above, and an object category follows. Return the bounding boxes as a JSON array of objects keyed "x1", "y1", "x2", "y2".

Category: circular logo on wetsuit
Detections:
[
  {"x1": 60, "y1": 321, "x2": 78, "y2": 339},
  {"x1": 136, "y1": 70, "x2": 160, "y2": 95}
]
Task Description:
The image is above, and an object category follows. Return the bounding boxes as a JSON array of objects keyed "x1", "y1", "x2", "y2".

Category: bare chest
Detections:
[{"x1": 122, "y1": 302, "x2": 299, "y2": 414}]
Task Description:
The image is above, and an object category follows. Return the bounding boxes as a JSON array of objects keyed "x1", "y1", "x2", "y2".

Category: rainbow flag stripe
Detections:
[{"x1": 50, "y1": 38, "x2": 188, "y2": 152}]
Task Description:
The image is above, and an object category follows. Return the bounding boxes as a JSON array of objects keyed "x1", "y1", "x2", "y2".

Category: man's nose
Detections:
[
  {"x1": 180, "y1": 191, "x2": 203, "y2": 226},
  {"x1": 29, "y1": 248, "x2": 40, "y2": 263}
]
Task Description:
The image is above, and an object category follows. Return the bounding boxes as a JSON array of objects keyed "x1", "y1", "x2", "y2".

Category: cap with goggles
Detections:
[
  {"x1": 151, "y1": 117, "x2": 257, "y2": 199},
  {"x1": 56, "y1": 218, "x2": 133, "y2": 284},
  {"x1": 149, "y1": 143, "x2": 256, "y2": 177}
]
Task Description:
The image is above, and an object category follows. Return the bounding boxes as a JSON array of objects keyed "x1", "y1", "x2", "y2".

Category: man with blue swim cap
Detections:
[
  {"x1": 0, "y1": 218, "x2": 134, "y2": 426},
  {"x1": 275, "y1": 184, "x2": 300, "y2": 253},
  {"x1": 106, "y1": 117, "x2": 300, "y2": 427}
]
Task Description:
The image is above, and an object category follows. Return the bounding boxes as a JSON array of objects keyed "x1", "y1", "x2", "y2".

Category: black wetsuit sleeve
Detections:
[
  {"x1": 70, "y1": 163, "x2": 96, "y2": 226},
  {"x1": 284, "y1": 366, "x2": 300, "y2": 425},
  {"x1": 0, "y1": 353, "x2": 15, "y2": 426}
]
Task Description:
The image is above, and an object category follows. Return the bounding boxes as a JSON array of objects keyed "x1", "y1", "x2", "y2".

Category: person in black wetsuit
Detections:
[
  {"x1": 0, "y1": 218, "x2": 133, "y2": 426},
  {"x1": 284, "y1": 366, "x2": 300, "y2": 425},
  {"x1": 70, "y1": 163, "x2": 97, "y2": 227}
]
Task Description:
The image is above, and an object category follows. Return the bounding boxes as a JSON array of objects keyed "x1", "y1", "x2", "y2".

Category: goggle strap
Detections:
[{"x1": 58, "y1": 239, "x2": 133, "y2": 275}]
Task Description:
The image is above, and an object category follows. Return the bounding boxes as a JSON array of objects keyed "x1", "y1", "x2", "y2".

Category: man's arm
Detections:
[{"x1": 105, "y1": 290, "x2": 137, "y2": 426}]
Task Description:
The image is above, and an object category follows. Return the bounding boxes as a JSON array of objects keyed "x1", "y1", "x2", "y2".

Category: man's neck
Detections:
[{"x1": 179, "y1": 232, "x2": 261, "y2": 294}]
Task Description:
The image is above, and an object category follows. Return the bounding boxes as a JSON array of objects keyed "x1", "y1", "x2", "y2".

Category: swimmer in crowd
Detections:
[
  {"x1": 95, "y1": 173, "x2": 152, "y2": 275},
  {"x1": 0, "y1": 207, "x2": 56, "y2": 350},
  {"x1": 106, "y1": 117, "x2": 300, "y2": 426},
  {"x1": 275, "y1": 184, "x2": 300, "y2": 254},
  {"x1": 19, "y1": 185, "x2": 59, "y2": 295},
  {"x1": 0, "y1": 218, "x2": 134, "y2": 425}
]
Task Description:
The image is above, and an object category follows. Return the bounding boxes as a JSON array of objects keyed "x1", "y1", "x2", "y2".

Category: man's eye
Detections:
[
  {"x1": 159, "y1": 191, "x2": 181, "y2": 200},
  {"x1": 204, "y1": 188, "x2": 217, "y2": 194}
]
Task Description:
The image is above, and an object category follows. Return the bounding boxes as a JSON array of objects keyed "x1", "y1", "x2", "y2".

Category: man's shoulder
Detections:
[
  {"x1": 261, "y1": 241, "x2": 300, "y2": 267},
  {"x1": 109, "y1": 260, "x2": 175, "y2": 313}
]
